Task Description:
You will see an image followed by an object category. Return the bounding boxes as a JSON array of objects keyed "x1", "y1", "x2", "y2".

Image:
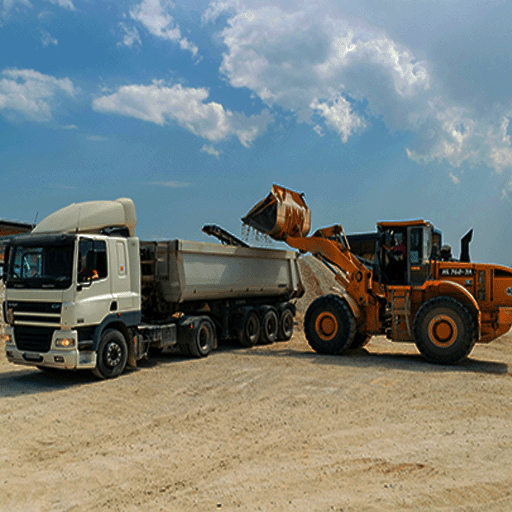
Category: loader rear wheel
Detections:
[
  {"x1": 236, "y1": 309, "x2": 261, "y2": 347},
  {"x1": 259, "y1": 307, "x2": 279, "y2": 344},
  {"x1": 277, "y1": 307, "x2": 294, "y2": 341},
  {"x1": 413, "y1": 296, "x2": 475, "y2": 364},
  {"x1": 92, "y1": 329, "x2": 128, "y2": 379},
  {"x1": 304, "y1": 295, "x2": 356, "y2": 355}
]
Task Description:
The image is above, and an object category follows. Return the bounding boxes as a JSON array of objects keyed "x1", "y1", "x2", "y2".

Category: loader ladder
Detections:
[{"x1": 390, "y1": 289, "x2": 412, "y2": 340}]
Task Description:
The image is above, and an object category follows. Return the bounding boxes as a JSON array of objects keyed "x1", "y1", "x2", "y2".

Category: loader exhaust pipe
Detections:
[{"x1": 242, "y1": 184, "x2": 311, "y2": 241}]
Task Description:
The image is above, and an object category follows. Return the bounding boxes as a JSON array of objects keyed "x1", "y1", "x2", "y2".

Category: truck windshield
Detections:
[{"x1": 6, "y1": 239, "x2": 74, "y2": 289}]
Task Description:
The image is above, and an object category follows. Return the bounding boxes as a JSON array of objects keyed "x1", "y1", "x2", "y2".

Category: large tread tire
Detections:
[
  {"x1": 277, "y1": 307, "x2": 294, "y2": 341},
  {"x1": 348, "y1": 332, "x2": 372, "y2": 350},
  {"x1": 413, "y1": 296, "x2": 476, "y2": 364},
  {"x1": 259, "y1": 307, "x2": 279, "y2": 344},
  {"x1": 236, "y1": 309, "x2": 261, "y2": 348},
  {"x1": 92, "y1": 329, "x2": 128, "y2": 379},
  {"x1": 304, "y1": 294, "x2": 356, "y2": 355},
  {"x1": 187, "y1": 317, "x2": 216, "y2": 358}
]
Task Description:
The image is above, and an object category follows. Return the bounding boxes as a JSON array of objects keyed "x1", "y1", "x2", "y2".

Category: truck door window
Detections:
[{"x1": 78, "y1": 239, "x2": 108, "y2": 282}]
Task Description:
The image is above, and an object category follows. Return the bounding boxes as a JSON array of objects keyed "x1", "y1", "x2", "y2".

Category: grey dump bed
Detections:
[{"x1": 140, "y1": 239, "x2": 304, "y2": 304}]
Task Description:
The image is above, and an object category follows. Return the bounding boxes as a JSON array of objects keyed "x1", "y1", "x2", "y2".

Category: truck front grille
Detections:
[
  {"x1": 14, "y1": 326, "x2": 55, "y2": 353},
  {"x1": 7, "y1": 301, "x2": 61, "y2": 327}
]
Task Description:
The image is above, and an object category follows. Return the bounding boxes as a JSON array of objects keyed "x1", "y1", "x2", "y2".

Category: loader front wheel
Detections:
[
  {"x1": 413, "y1": 297, "x2": 475, "y2": 364},
  {"x1": 304, "y1": 295, "x2": 356, "y2": 355}
]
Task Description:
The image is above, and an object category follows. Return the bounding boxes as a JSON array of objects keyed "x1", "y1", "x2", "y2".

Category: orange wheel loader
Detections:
[{"x1": 242, "y1": 184, "x2": 512, "y2": 364}]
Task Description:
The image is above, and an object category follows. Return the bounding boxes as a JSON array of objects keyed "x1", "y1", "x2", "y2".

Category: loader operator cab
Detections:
[{"x1": 377, "y1": 220, "x2": 438, "y2": 286}]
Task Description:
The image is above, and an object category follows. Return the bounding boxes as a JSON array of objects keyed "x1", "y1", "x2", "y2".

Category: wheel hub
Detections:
[
  {"x1": 429, "y1": 315, "x2": 457, "y2": 347},
  {"x1": 105, "y1": 342, "x2": 122, "y2": 367},
  {"x1": 315, "y1": 312, "x2": 338, "y2": 341}
]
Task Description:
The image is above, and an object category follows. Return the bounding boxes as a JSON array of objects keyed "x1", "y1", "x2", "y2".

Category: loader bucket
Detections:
[{"x1": 242, "y1": 184, "x2": 311, "y2": 240}]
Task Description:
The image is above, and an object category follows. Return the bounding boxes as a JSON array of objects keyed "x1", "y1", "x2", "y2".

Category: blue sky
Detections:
[{"x1": 1, "y1": 0, "x2": 512, "y2": 265}]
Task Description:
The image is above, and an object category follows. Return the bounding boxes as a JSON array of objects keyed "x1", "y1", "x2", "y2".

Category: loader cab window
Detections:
[
  {"x1": 408, "y1": 226, "x2": 432, "y2": 285},
  {"x1": 78, "y1": 239, "x2": 107, "y2": 283},
  {"x1": 381, "y1": 229, "x2": 407, "y2": 284}
]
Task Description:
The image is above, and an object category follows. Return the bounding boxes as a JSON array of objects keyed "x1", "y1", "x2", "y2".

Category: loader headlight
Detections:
[{"x1": 55, "y1": 338, "x2": 75, "y2": 348}]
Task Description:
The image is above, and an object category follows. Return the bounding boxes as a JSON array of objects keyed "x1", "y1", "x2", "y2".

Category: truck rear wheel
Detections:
[
  {"x1": 92, "y1": 329, "x2": 128, "y2": 379},
  {"x1": 277, "y1": 307, "x2": 294, "y2": 341},
  {"x1": 304, "y1": 295, "x2": 356, "y2": 355},
  {"x1": 413, "y1": 296, "x2": 475, "y2": 364},
  {"x1": 236, "y1": 309, "x2": 261, "y2": 347},
  {"x1": 187, "y1": 317, "x2": 216, "y2": 358},
  {"x1": 259, "y1": 307, "x2": 279, "y2": 344}
]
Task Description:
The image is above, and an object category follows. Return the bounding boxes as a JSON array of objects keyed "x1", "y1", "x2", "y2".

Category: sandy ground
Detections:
[{"x1": 2, "y1": 260, "x2": 512, "y2": 511}]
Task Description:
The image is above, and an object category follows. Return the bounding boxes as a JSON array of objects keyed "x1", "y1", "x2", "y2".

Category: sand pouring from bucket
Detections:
[{"x1": 242, "y1": 184, "x2": 311, "y2": 241}]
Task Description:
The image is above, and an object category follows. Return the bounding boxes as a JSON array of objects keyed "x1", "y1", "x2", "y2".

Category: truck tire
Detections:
[
  {"x1": 259, "y1": 307, "x2": 279, "y2": 344},
  {"x1": 413, "y1": 296, "x2": 476, "y2": 364},
  {"x1": 304, "y1": 294, "x2": 356, "y2": 355},
  {"x1": 348, "y1": 332, "x2": 372, "y2": 350},
  {"x1": 236, "y1": 309, "x2": 261, "y2": 347},
  {"x1": 187, "y1": 317, "x2": 216, "y2": 358},
  {"x1": 92, "y1": 329, "x2": 128, "y2": 379},
  {"x1": 277, "y1": 307, "x2": 294, "y2": 341}
]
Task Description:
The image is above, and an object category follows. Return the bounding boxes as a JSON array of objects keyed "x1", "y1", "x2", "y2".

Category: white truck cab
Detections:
[{"x1": 3, "y1": 198, "x2": 142, "y2": 378}]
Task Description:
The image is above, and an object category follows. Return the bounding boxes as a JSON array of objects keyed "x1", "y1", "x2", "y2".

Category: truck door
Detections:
[
  {"x1": 76, "y1": 238, "x2": 113, "y2": 324},
  {"x1": 408, "y1": 226, "x2": 431, "y2": 285},
  {"x1": 110, "y1": 239, "x2": 134, "y2": 312}
]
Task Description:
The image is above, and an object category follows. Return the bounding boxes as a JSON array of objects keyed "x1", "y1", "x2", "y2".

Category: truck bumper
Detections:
[{"x1": 4, "y1": 327, "x2": 97, "y2": 370}]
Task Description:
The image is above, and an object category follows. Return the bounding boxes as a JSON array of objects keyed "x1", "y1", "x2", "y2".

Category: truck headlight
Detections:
[
  {"x1": 5, "y1": 334, "x2": 13, "y2": 345},
  {"x1": 55, "y1": 338, "x2": 75, "y2": 348}
]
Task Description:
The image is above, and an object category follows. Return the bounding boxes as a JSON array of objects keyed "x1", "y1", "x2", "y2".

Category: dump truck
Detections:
[
  {"x1": 2, "y1": 198, "x2": 304, "y2": 378},
  {"x1": 243, "y1": 184, "x2": 512, "y2": 364}
]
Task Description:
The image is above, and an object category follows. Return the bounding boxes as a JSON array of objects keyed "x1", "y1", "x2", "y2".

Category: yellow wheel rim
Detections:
[
  {"x1": 428, "y1": 314, "x2": 458, "y2": 347},
  {"x1": 315, "y1": 312, "x2": 338, "y2": 341}
]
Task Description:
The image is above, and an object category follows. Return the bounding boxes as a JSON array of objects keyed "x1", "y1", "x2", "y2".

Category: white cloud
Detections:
[
  {"x1": 129, "y1": 0, "x2": 198, "y2": 56},
  {"x1": 205, "y1": 0, "x2": 512, "y2": 178},
  {"x1": 148, "y1": 181, "x2": 191, "y2": 188},
  {"x1": 86, "y1": 135, "x2": 108, "y2": 141},
  {"x1": 45, "y1": 0, "x2": 74, "y2": 10},
  {"x1": 0, "y1": 68, "x2": 78, "y2": 122},
  {"x1": 1, "y1": 0, "x2": 31, "y2": 21},
  {"x1": 118, "y1": 22, "x2": 142, "y2": 48},
  {"x1": 201, "y1": 144, "x2": 221, "y2": 158},
  {"x1": 41, "y1": 29, "x2": 58, "y2": 47},
  {"x1": 311, "y1": 96, "x2": 365, "y2": 143},
  {"x1": 92, "y1": 80, "x2": 272, "y2": 147}
]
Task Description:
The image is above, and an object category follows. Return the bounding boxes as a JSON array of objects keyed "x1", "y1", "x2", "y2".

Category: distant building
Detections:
[
  {"x1": 0, "y1": 220, "x2": 34, "y2": 270},
  {"x1": 0, "y1": 219, "x2": 34, "y2": 238}
]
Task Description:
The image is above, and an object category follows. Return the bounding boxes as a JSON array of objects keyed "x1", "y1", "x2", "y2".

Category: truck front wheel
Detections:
[
  {"x1": 93, "y1": 329, "x2": 128, "y2": 379},
  {"x1": 413, "y1": 297, "x2": 475, "y2": 364},
  {"x1": 304, "y1": 295, "x2": 356, "y2": 355}
]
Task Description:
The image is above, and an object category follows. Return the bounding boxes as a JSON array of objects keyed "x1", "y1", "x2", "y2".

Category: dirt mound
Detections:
[{"x1": 295, "y1": 255, "x2": 338, "y2": 318}]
